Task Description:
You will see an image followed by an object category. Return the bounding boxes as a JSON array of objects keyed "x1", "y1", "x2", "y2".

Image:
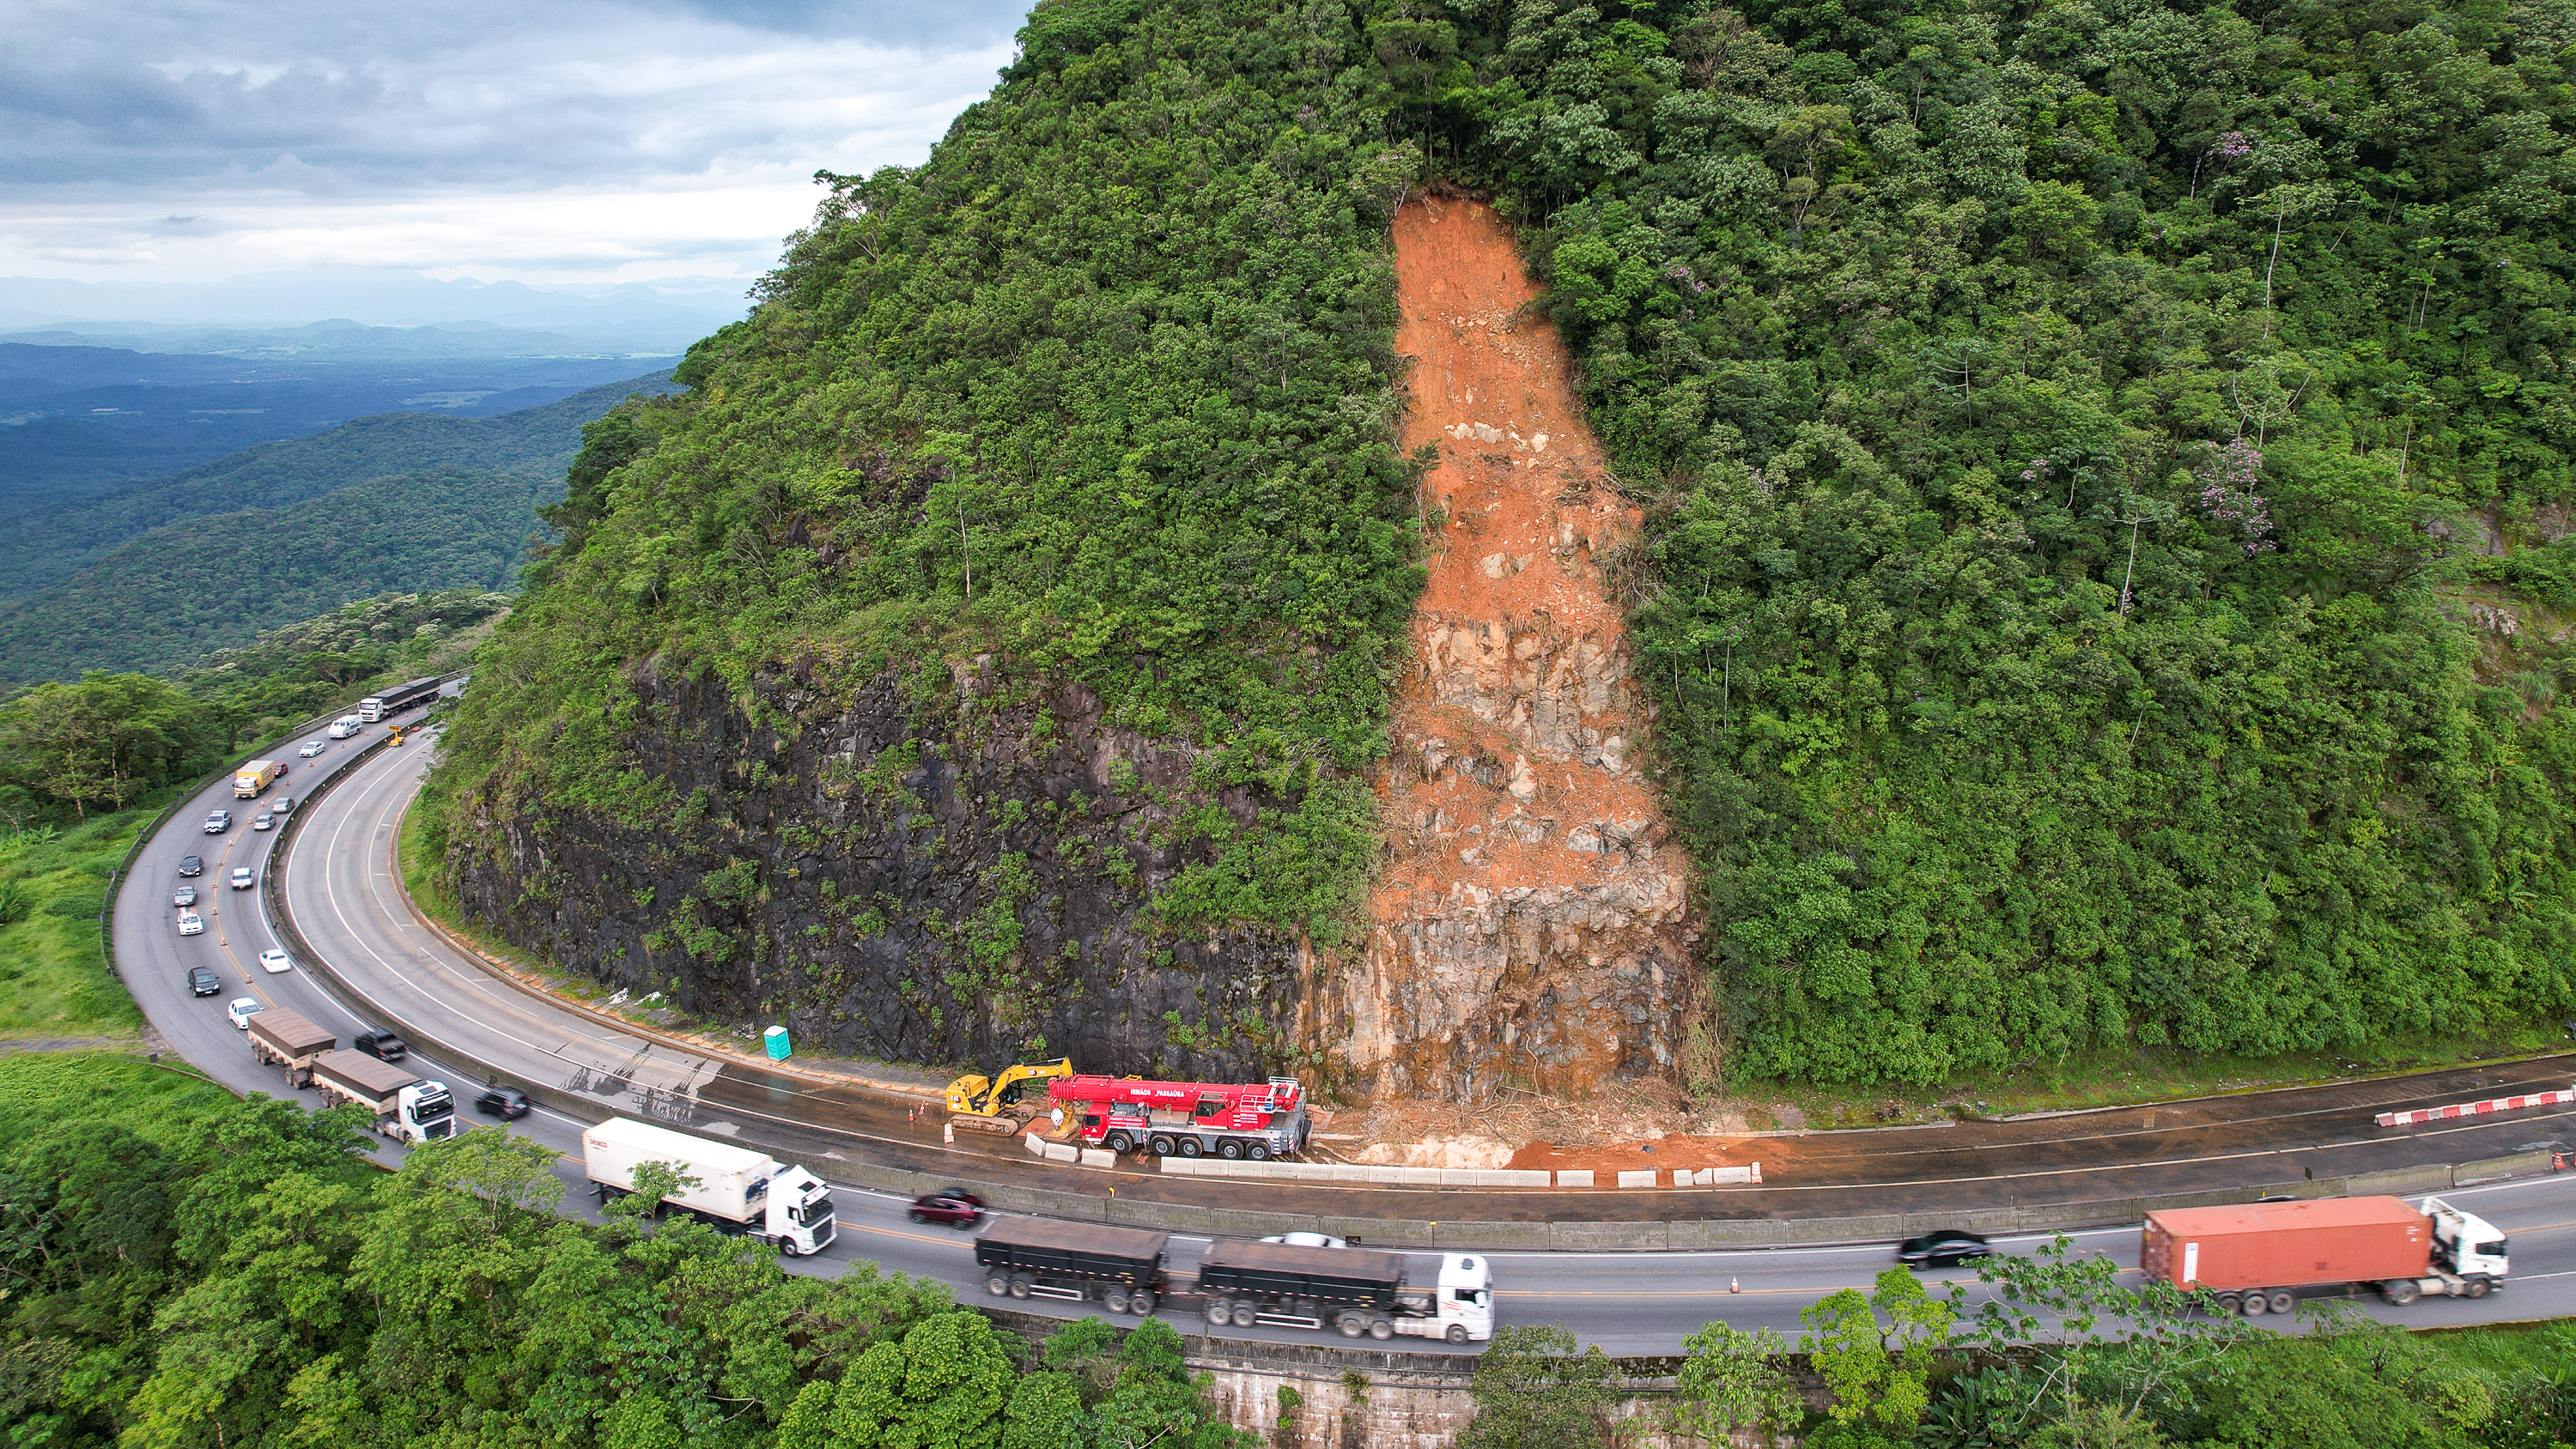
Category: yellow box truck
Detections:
[{"x1": 234, "y1": 760, "x2": 285, "y2": 798}]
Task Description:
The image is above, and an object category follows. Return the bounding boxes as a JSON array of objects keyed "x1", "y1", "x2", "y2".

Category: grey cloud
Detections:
[{"x1": 1, "y1": 0, "x2": 1024, "y2": 191}]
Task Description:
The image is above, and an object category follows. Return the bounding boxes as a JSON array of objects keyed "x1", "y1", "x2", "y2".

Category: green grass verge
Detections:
[
  {"x1": 0, "y1": 1049, "x2": 236, "y2": 1143},
  {"x1": 0, "y1": 793, "x2": 191, "y2": 1042}
]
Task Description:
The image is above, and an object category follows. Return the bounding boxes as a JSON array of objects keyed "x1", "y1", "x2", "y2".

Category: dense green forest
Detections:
[
  {"x1": 0, "y1": 1053, "x2": 1251, "y2": 1449},
  {"x1": 0, "y1": 369, "x2": 671, "y2": 603},
  {"x1": 440, "y1": 1, "x2": 1428, "y2": 944},
  {"x1": 0, "y1": 471, "x2": 544, "y2": 682},
  {"x1": 1365, "y1": 0, "x2": 2576, "y2": 1082},
  {"x1": 437, "y1": 0, "x2": 2576, "y2": 1086}
]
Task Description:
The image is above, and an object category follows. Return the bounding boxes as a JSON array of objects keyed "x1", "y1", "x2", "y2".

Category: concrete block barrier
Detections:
[
  {"x1": 2452, "y1": 1149, "x2": 2556, "y2": 1185},
  {"x1": 1615, "y1": 1170, "x2": 1658, "y2": 1188},
  {"x1": 1078, "y1": 1148, "x2": 1119, "y2": 1168},
  {"x1": 1042, "y1": 1142, "x2": 1078, "y2": 1163},
  {"x1": 2348, "y1": 1164, "x2": 2453, "y2": 1196},
  {"x1": 1553, "y1": 1220, "x2": 1671, "y2": 1251},
  {"x1": 1555, "y1": 1169, "x2": 1595, "y2": 1187},
  {"x1": 1024, "y1": 1132, "x2": 1047, "y2": 1156}
]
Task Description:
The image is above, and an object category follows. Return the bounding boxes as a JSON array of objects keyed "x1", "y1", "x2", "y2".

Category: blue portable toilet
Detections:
[{"x1": 763, "y1": 1026, "x2": 793, "y2": 1061}]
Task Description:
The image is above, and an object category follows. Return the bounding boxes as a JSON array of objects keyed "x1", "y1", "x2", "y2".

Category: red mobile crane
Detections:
[{"x1": 1048, "y1": 1075, "x2": 1309, "y2": 1161}]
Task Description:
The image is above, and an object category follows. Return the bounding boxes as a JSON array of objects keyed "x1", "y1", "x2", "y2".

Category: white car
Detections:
[
  {"x1": 1260, "y1": 1231, "x2": 1350, "y2": 1250},
  {"x1": 230, "y1": 867, "x2": 253, "y2": 889},
  {"x1": 252, "y1": 813, "x2": 274, "y2": 831},
  {"x1": 298, "y1": 739, "x2": 326, "y2": 757},
  {"x1": 176, "y1": 911, "x2": 204, "y2": 936},
  {"x1": 227, "y1": 997, "x2": 264, "y2": 1028},
  {"x1": 257, "y1": 949, "x2": 292, "y2": 974}
]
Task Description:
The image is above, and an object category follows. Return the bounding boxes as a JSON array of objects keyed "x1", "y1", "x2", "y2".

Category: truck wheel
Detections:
[
  {"x1": 1218, "y1": 1139, "x2": 1244, "y2": 1161},
  {"x1": 2381, "y1": 1279, "x2": 2421, "y2": 1306},
  {"x1": 1129, "y1": 1290, "x2": 1156, "y2": 1315},
  {"x1": 1178, "y1": 1137, "x2": 1204, "y2": 1158},
  {"x1": 1106, "y1": 1132, "x2": 1134, "y2": 1155},
  {"x1": 1105, "y1": 1290, "x2": 1131, "y2": 1313},
  {"x1": 2266, "y1": 1290, "x2": 2294, "y2": 1315},
  {"x1": 2465, "y1": 1276, "x2": 2491, "y2": 1300},
  {"x1": 1368, "y1": 1318, "x2": 1394, "y2": 1341},
  {"x1": 1336, "y1": 1313, "x2": 1365, "y2": 1338},
  {"x1": 1249, "y1": 1144, "x2": 1273, "y2": 1161},
  {"x1": 2240, "y1": 1293, "x2": 2268, "y2": 1317},
  {"x1": 775, "y1": 1237, "x2": 800, "y2": 1258},
  {"x1": 1009, "y1": 1275, "x2": 1033, "y2": 1299},
  {"x1": 1447, "y1": 1325, "x2": 1469, "y2": 1345},
  {"x1": 1206, "y1": 1299, "x2": 1232, "y2": 1325},
  {"x1": 1230, "y1": 1304, "x2": 1259, "y2": 1328},
  {"x1": 986, "y1": 1275, "x2": 1010, "y2": 1296},
  {"x1": 1149, "y1": 1134, "x2": 1176, "y2": 1157},
  {"x1": 2215, "y1": 1293, "x2": 2242, "y2": 1315}
]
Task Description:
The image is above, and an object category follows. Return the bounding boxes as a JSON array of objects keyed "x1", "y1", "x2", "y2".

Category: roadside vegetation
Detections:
[
  {"x1": 0, "y1": 1052, "x2": 1249, "y2": 1449},
  {"x1": 1473, "y1": 1247, "x2": 2576, "y2": 1449}
]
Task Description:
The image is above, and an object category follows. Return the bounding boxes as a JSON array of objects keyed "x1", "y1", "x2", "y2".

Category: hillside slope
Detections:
[
  {"x1": 0, "y1": 470, "x2": 550, "y2": 682},
  {"x1": 0, "y1": 370, "x2": 672, "y2": 600},
  {"x1": 434, "y1": 0, "x2": 2576, "y2": 1099}
]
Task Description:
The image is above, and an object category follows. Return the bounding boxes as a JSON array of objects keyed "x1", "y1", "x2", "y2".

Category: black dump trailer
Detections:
[
  {"x1": 974, "y1": 1219, "x2": 1170, "y2": 1317},
  {"x1": 1194, "y1": 1240, "x2": 1410, "y2": 1337}
]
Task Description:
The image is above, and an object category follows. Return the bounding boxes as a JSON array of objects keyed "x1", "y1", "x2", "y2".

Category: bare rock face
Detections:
[{"x1": 1319, "y1": 196, "x2": 1696, "y2": 1102}]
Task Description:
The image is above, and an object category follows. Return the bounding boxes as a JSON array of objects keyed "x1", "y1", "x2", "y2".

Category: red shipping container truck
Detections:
[{"x1": 2141, "y1": 1195, "x2": 2508, "y2": 1314}]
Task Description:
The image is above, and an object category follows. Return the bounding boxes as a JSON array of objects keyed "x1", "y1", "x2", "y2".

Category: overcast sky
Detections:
[{"x1": 0, "y1": 0, "x2": 1026, "y2": 291}]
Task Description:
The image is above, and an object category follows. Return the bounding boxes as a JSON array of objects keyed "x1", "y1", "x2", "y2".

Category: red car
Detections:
[{"x1": 908, "y1": 1190, "x2": 986, "y2": 1229}]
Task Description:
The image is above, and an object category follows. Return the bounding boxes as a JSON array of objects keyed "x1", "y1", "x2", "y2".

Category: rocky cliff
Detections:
[
  {"x1": 1320, "y1": 197, "x2": 1697, "y2": 1103},
  {"x1": 448, "y1": 654, "x2": 1309, "y2": 1079}
]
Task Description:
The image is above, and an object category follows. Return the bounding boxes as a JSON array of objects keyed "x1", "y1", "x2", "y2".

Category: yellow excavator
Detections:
[
  {"x1": 945, "y1": 1058, "x2": 1073, "y2": 1136},
  {"x1": 387, "y1": 724, "x2": 410, "y2": 747}
]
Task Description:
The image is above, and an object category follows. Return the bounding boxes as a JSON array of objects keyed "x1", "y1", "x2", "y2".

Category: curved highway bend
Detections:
[{"x1": 107, "y1": 724, "x2": 2576, "y2": 1351}]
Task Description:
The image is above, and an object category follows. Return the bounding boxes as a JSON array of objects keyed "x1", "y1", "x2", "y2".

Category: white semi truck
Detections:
[
  {"x1": 581, "y1": 1117, "x2": 837, "y2": 1257},
  {"x1": 310, "y1": 1049, "x2": 456, "y2": 1145}
]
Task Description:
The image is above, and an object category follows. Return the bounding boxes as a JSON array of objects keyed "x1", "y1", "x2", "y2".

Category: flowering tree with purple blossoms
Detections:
[{"x1": 2195, "y1": 440, "x2": 2275, "y2": 555}]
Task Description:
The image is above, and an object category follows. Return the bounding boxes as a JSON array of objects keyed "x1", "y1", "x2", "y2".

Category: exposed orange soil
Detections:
[
  {"x1": 1326, "y1": 193, "x2": 1695, "y2": 1100},
  {"x1": 1376, "y1": 200, "x2": 1662, "y2": 892}
]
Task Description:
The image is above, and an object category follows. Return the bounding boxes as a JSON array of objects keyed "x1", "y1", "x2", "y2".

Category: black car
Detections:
[
  {"x1": 185, "y1": 966, "x2": 222, "y2": 997},
  {"x1": 351, "y1": 1028, "x2": 409, "y2": 1062},
  {"x1": 907, "y1": 1190, "x2": 986, "y2": 1228},
  {"x1": 1897, "y1": 1230, "x2": 1993, "y2": 1269},
  {"x1": 178, "y1": 854, "x2": 204, "y2": 877},
  {"x1": 475, "y1": 1086, "x2": 531, "y2": 1119}
]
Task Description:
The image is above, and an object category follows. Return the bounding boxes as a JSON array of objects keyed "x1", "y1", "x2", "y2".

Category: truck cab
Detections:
[
  {"x1": 396, "y1": 1082, "x2": 457, "y2": 1145},
  {"x1": 765, "y1": 1167, "x2": 835, "y2": 1255},
  {"x1": 1416, "y1": 1253, "x2": 1495, "y2": 1343},
  {"x1": 2423, "y1": 1196, "x2": 2508, "y2": 1288}
]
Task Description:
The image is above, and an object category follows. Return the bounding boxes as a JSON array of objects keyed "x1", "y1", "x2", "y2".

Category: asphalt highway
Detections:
[{"x1": 110, "y1": 722, "x2": 2576, "y2": 1353}]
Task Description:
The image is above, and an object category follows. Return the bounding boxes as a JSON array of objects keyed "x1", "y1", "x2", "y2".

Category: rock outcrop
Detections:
[
  {"x1": 447, "y1": 657, "x2": 1307, "y2": 1080},
  {"x1": 1318, "y1": 196, "x2": 1696, "y2": 1102}
]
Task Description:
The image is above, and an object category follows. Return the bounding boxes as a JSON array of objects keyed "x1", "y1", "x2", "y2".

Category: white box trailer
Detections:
[{"x1": 580, "y1": 1117, "x2": 836, "y2": 1257}]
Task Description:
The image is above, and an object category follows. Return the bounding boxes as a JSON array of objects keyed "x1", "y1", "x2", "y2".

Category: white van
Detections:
[{"x1": 327, "y1": 714, "x2": 364, "y2": 738}]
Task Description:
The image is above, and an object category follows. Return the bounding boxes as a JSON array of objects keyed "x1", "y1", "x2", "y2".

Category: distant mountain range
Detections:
[
  {"x1": 0, "y1": 268, "x2": 749, "y2": 335},
  {"x1": 0, "y1": 370, "x2": 674, "y2": 685},
  {"x1": 0, "y1": 339, "x2": 677, "y2": 516}
]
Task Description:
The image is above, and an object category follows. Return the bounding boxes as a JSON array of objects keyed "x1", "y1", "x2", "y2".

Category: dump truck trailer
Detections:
[
  {"x1": 2141, "y1": 1195, "x2": 2509, "y2": 1313},
  {"x1": 246, "y1": 1008, "x2": 337, "y2": 1087},
  {"x1": 310, "y1": 1049, "x2": 455, "y2": 1145},
  {"x1": 580, "y1": 1117, "x2": 836, "y2": 1257},
  {"x1": 972, "y1": 1218, "x2": 1170, "y2": 1316},
  {"x1": 1194, "y1": 1240, "x2": 1494, "y2": 1343}
]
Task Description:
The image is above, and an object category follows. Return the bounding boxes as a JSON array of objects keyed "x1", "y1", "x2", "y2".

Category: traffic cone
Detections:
[{"x1": 1730, "y1": 1277, "x2": 1740, "y2": 1294}]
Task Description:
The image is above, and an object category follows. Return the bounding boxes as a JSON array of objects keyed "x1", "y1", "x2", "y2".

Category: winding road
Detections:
[{"x1": 109, "y1": 718, "x2": 2576, "y2": 1351}]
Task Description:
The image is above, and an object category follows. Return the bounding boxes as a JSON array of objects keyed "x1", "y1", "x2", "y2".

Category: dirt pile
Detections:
[{"x1": 1319, "y1": 196, "x2": 1696, "y2": 1103}]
